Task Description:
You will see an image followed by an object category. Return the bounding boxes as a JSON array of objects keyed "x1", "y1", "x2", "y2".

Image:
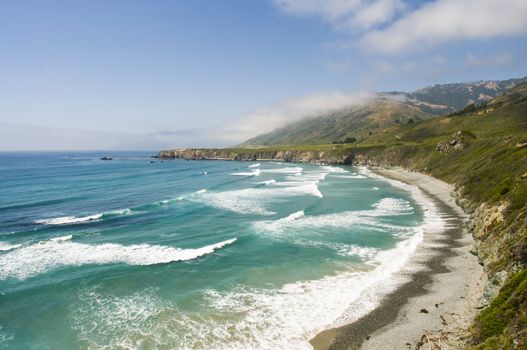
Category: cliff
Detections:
[{"x1": 157, "y1": 148, "x2": 355, "y2": 164}]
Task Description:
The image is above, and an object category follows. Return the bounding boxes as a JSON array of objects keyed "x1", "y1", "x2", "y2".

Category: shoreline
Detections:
[{"x1": 310, "y1": 167, "x2": 486, "y2": 350}]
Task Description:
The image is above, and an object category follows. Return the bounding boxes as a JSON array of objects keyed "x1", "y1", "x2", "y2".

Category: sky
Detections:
[{"x1": 1, "y1": 0, "x2": 527, "y2": 150}]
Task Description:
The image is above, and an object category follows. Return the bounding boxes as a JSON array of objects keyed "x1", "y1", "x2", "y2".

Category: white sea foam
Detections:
[
  {"x1": 180, "y1": 230, "x2": 423, "y2": 349},
  {"x1": 196, "y1": 189, "x2": 207, "y2": 194},
  {"x1": 72, "y1": 242, "x2": 423, "y2": 350},
  {"x1": 258, "y1": 179, "x2": 276, "y2": 186},
  {"x1": 358, "y1": 167, "x2": 445, "y2": 234},
  {"x1": 293, "y1": 240, "x2": 378, "y2": 260},
  {"x1": 0, "y1": 242, "x2": 21, "y2": 252},
  {"x1": 0, "y1": 238, "x2": 236, "y2": 280},
  {"x1": 230, "y1": 169, "x2": 261, "y2": 176},
  {"x1": 195, "y1": 183, "x2": 322, "y2": 215},
  {"x1": 34, "y1": 214, "x2": 102, "y2": 225},
  {"x1": 253, "y1": 197, "x2": 414, "y2": 234},
  {"x1": 183, "y1": 176, "x2": 441, "y2": 349},
  {"x1": 321, "y1": 166, "x2": 348, "y2": 173},
  {"x1": 0, "y1": 326, "x2": 13, "y2": 348},
  {"x1": 334, "y1": 174, "x2": 367, "y2": 179},
  {"x1": 109, "y1": 208, "x2": 132, "y2": 216},
  {"x1": 262, "y1": 167, "x2": 303, "y2": 174},
  {"x1": 65, "y1": 166, "x2": 445, "y2": 350},
  {"x1": 34, "y1": 208, "x2": 132, "y2": 226},
  {"x1": 248, "y1": 163, "x2": 260, "y2": 168},
  {"x1": 284, "y1": 210, "x2": 305, "y2": 221},
  {"x1": 202, "y1": 171, "x2": 208, "y2": 175},
  {"x1": 50, "y1": 234, "x2": 73, "y2": 242},
  {"x1": 372, "y1": 198, "x2": 414, "y2": 216}
]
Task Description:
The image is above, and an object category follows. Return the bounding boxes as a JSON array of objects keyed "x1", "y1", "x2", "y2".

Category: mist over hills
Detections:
[{"x1": 240, "y1": 77, "x2": 527, "y2": 147}]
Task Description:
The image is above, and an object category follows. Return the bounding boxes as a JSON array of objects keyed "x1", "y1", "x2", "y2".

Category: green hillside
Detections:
[
  {"x1": 240, "y1": 77, "x2": 527, "y2": 148},
  {"x1": 240, "y1": 98, "x2": 435, "y2": 146}
]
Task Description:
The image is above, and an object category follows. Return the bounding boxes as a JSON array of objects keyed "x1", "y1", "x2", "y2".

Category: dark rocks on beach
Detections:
[{"x1": 419, "y1": 308, "x2": 429, "y2": 314}]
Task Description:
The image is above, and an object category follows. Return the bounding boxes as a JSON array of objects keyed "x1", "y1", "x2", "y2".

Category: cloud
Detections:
[
  {"x1": 0, "y1": 91, "x2": 374, "y2": 150},
  {"x1": 212, "y1": 90, "x2": 374, "y2": 145},
  {"x1": 272, "y1": 0, "x2": 404, "y2": 30},
  {"x1": 273, "y1": 0, "x2": 527, "y2": 55},
  {"x1": 466, "y1": 52, "x2": 514, "y2": 67},
  {"x1": 361, "y1": 0, "x2": 527, "y2": 54}
]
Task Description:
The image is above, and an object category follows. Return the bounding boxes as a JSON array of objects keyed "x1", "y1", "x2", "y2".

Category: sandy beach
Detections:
[{"x1": 311, "y1": 167, "x2": 486, "y2": 350}]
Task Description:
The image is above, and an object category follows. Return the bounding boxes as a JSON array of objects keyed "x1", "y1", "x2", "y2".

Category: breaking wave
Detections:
[
  {"x1": 195, "y1": 183, "x2": 322, "y2": 215},
  {"x1": 0, "y1": 242, "x2": 21, "y2": 252},
  {"x1": 34, "y1": 208, "x2": 132, "y2": 226},
  {"x1": 253, "y1": 197, "x2": 414, "y2": 234},
  {"x1": 0, "y1": 237, "x2": 237, "y2": 280},
  {"x1": 68, "y1": 231, "x2": 423, "y2": 350}
]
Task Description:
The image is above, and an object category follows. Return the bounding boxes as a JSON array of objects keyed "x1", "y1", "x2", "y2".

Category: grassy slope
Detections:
[
  {"x1": 223, "y1": 84, "x2": 527, "y2": 348},
  {"x1": 240, "y1": 99, "x2": 435, "y2": 146}
]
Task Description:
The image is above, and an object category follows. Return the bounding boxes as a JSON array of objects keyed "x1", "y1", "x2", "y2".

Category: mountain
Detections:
[
  {"x1": 386, "y1": 77, "x2": 527, "y2": 114},
  {"x1": 240, "y1": 77, "x2": 527, "y2": 147}
]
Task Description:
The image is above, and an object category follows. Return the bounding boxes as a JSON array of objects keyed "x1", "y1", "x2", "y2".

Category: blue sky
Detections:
[{"x1": 1, "y1": 0, "x2": 526, "y2": 150}]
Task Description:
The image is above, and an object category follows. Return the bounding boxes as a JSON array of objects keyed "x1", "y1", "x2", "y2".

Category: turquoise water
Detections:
[{"x1": 0, "y1": 152, "x2": 426, "y2": 349}]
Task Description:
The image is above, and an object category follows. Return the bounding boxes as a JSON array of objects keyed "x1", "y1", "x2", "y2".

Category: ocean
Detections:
[{"x1": 0, "y1": 152, "x2": 440, "y2": 349}]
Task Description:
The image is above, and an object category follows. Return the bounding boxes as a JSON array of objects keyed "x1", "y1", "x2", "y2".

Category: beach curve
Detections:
[{"x1": 310, "y1": 167, "x2": 486, "y2": 350}]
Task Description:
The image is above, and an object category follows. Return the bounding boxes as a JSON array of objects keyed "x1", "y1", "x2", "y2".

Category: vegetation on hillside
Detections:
[
  {"x1": 240, "y1": 77, "x2": 527, "y2": 148},
  {"x1": 240, "y1": 99, "x2": 435, "y2": 147}
]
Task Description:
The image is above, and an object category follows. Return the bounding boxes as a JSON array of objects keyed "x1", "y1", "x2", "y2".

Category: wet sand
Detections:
[{"x1": 310, "y1": 167, "x2": 486, "y2": 350}]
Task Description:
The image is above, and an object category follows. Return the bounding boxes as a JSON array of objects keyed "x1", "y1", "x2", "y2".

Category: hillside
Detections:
[
  {"x1": 386, "y1": 77, "x2": 527, "y2": 114},
  {"x1": 159, "y1": 82, "x2": 527, "y2": 348},
  {"x1": 240, "y1": 77, "x2": 527, "y2": 148},
  {"x1": 240, "y1": 98, "x2": 436, "y2": 146}
]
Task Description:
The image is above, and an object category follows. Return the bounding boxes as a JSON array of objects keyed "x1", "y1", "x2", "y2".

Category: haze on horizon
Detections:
[{"x1": 1, "y1": 0, "x2": 527, "y2": 151}]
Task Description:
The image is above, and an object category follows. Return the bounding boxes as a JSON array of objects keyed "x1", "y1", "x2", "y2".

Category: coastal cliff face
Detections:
[{"x1": 157, "y1": 148, "x2": 356, "y2": 165}]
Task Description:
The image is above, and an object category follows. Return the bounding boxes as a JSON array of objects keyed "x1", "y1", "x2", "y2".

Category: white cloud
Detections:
[
  {"x1": 213, "y1": 90, "x2": 374, "y2": 144},
  {"x1": 361, "y1": 0, "x2": 527, "y2": 54},
  {"x1": 342, "y1": 0, "x2": 405, "y2": 30},
  {"x1": 272, "y1": 0, "x2": 404, "y2": 30},
  {"x1": 0, "y1": 91, "x2": 374, "y2": 150},
  {"x1": 273, "y1": 0, "x2": 527, "y2": 54}
]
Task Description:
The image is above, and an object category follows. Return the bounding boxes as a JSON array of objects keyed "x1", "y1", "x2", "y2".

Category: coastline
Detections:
[{"x1": 310, "y1": 167, "x2": 486, "y2": 350}]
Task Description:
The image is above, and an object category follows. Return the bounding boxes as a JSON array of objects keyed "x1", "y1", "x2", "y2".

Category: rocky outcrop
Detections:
[
  {"x1": 157, "y1": 148, "x2": 356, "y2": 165},
  {"x1": 436, "y1": 131, "x2": 469, "y2": 153}
]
